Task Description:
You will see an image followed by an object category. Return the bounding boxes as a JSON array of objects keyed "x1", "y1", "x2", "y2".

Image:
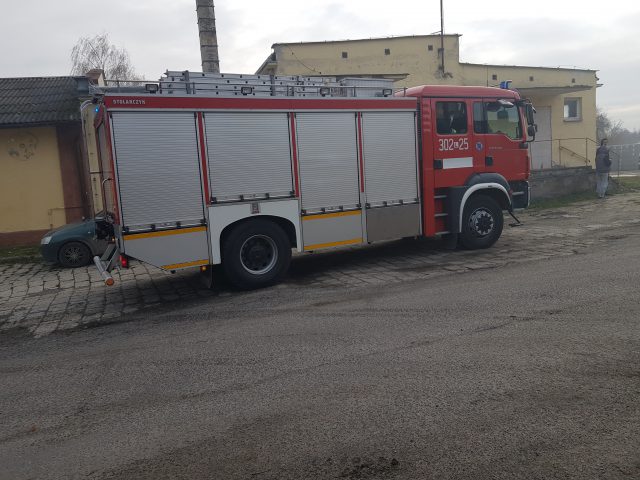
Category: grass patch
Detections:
[
  {"x1": 529, "y1": 190, "x2": 598, "y2": 210},
  {"x1": 529, "y1": 176, "x2": 640, "y2": 211},
  {"x1": 612, "y1": 175, "x2": 640, "y2": 191},
  {"x1": 0, "y1": 245, "x2": 41, "y2": 264}
]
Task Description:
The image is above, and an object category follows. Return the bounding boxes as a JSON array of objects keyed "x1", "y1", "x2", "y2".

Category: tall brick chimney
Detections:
[{"x1": 196, "y1": 0, "x2": 220, "y2": 73}]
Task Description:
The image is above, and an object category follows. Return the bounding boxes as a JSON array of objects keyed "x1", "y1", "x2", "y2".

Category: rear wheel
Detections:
[
  {"x1": 459, "y1": 195, "x2": 504, "y2": 249},
  {"x1": 58, "y1": 241, "x2": 92, "y2": 268},
  {"x1": 222, "y1": 220, "x2": 291, "y2": 289}
]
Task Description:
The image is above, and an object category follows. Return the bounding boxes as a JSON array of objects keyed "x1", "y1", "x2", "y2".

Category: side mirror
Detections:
[{"x1": 527, "y1": 124, "x2": 537, "y2": 142}]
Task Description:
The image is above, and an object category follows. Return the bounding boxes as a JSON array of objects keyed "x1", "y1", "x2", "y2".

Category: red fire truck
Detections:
[{"x1": 90, "y1": 71, "x2": 535, "y2": 289}]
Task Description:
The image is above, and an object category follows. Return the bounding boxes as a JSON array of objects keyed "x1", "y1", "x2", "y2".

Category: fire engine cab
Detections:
[{"x1": 89, "y1": 71, "x2": 535, "y2": 289}]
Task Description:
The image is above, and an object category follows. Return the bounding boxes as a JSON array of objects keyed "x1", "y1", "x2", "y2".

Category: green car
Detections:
[{"x1": 40, "y1": 216, "x2": 110, "y2": 268}]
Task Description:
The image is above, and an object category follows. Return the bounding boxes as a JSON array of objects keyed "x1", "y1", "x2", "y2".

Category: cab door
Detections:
[
  {"x1": 430, "y1": 99, "x2": 477, "y2": 188},
  {"x1": 472, "y1": 100, "x2": 527, "y2": 177}
]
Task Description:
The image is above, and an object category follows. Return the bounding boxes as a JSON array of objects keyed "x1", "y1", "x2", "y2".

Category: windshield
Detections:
[{"x1": 473, "y1": 101, "x2": 522, "y2": 140}]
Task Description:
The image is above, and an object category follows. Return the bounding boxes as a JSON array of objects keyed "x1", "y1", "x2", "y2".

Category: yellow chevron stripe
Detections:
[
  {"x1": 161, "y1": 259, "x2": 209, "y2": 270},
  {"x1": 302, "y1": 210, "x2": 361, "y2": 221},
  {"x1": 124, "y1": 226, "x2": 206, "y2": 240},
  {"x1": 304, "y1": 238, "x2": 362, "y2": 250}
]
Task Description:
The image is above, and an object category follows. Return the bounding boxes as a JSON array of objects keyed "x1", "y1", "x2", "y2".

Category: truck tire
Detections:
[
  {"x1": 222, "y1": 219, "x2": 291, "y2": 290},
  {"x1": 58, "y1": 241, "x2": 92, "y2": 268},
  {"x1": 459, "y1": 195, "x2": 503, "y2": 249}
]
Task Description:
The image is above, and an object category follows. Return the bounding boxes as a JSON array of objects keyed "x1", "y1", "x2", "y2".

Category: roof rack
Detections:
[{"x1": 98, "y1": 70, "x2": 396, "y2": 98}]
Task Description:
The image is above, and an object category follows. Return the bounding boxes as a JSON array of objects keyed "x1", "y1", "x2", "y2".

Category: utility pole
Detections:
[
  {"x1": 439, "y1": 0, "x2": 445, "y2": 75},
  {"x1": 196, "y1": 0, "x2": 220, "y2": 73}
]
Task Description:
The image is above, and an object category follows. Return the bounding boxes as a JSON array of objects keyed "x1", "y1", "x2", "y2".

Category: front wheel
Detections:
[
  {"x1": 58, "y1": 241, "x2": 92, "y2": 268},
  {"x1": 222, "y1": 220, "x2": 291, "y2": 290},
  {"x1": 459, "y1": 195, "x2": 504, "y2": 249}
]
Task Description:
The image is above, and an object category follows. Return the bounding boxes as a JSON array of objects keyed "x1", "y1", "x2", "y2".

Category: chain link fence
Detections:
[{"x1": 610, "y1": 143, "x2": 640, "y2": 177}]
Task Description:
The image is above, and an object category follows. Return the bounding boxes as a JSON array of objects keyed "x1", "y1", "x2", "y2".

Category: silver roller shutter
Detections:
[
  {"x1": 111, "y1": 112, "x2": 204, "y2": 228},
  {"x1": 362, "y1": 111, "x2": 419, "y2": 206},
  {"x1": 296, "y1": 112, "x2": 360, "y2": 211},
  {"x1": 205, "y1": 112, "x2": 293, "y2": 201}
]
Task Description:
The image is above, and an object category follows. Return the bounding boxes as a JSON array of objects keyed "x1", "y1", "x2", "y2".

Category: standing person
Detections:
[{"x1": 595, "y1": 139, "x2": 611, "y2": 198}]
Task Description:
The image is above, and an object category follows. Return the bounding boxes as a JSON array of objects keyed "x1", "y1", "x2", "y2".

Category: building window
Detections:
[
  {"x1": 492, "y1": 74, "x2": 498, "y2": 81},
  {"x1": 384, "y1": 48, "x2": 391, "y2": 55},
  {"x1": 342, "y1": 51, "x2": 348, "y2": 59},
  {"x1": 564, "y1": 98, "x2": 582, "y2": 121},
  {"x1": 428, "y1": 45, "x2": 434, "y2": 51},
  {"x1": 529, "y1": 76, "x2": 534, "y2": 81},
  {"x1": 436, "y1": 101, "x2": 468, "y2": 135},
  {"x1": 571, "y1": 78, "x2": 576, "y2": 83}
]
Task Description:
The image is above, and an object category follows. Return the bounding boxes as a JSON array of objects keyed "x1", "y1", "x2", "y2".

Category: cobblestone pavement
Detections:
[{"x1": 2, "y1": 192, "x2": 640, "y2": 338}]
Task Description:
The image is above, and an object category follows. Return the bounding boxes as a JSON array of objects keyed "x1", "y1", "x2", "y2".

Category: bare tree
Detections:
[
  {"x1": 70, "y1": 33, "x2": 140, "y2": 82},
  {"x1": 597, "y1": 107, "x2": 625, "y2": 143}
]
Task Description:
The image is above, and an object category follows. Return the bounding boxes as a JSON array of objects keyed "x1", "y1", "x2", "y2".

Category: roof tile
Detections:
[{"x1": 0, "y1": 76, "x2": 84, "y2": 126}]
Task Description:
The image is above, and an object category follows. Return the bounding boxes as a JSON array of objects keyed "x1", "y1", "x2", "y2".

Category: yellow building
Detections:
[
  {"x1": 0, "y1": 76, "x2": 92, "y2": 246},
  {"x1": 257, "y1": 34, "x2": 600, "y2": 169}
]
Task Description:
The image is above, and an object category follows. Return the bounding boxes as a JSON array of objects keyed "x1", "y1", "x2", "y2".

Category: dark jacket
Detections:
[{"x1": 595, "y1": 146, "x2": 611, "y2": 173}]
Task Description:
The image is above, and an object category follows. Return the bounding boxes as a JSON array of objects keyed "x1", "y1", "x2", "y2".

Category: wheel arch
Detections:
[
  {"x1": 458, "y1": 184, "x2": 510, "y2": 232},
  {"x1": 220, "y1": 215, "x2": 297, "y2": 254},
  {"x1": 208, "y1": 199, "x2": 302, "y2": 265},
  {"x1": 58, "y1": 238, "x2": 95, "y2": 256},
  {"x1": 445, "y1": 173, "x2": 512, "y2": 234}
]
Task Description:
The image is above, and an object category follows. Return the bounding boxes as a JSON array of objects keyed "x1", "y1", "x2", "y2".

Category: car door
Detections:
[
  {"x1": 472, "y1": 99, "x2": 527, "y2": 177},
  {"x1": 431, "y1": 99, "x2": 475, "y2": 188}
]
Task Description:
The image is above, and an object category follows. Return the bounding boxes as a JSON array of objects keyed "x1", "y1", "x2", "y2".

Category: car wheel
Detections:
[
  {"x1": 222, "y1": 219, "x2": 291, "y2": 290},
  {"x1": 459, "y1": 195, "x2": 504, "y2": 249},
  {"x1": 58, "y1": 241, "x2": 92, "y2": 268}
]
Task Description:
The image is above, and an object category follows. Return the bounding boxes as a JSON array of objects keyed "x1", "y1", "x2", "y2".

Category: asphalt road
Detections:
[{"x1": 1, "y1": 229, "x2": 639, "y2": 479}]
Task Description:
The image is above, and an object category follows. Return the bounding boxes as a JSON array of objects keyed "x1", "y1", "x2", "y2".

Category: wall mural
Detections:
[{"x1": 7, "y1": 131, "x2": 38, "y2": 160}]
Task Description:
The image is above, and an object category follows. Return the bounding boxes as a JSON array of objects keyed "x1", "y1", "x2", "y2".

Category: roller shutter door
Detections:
[
  {"x1": 296, "y1": 112, "x2": 360, "y2": 212},
  {"x1": 362, "y1": 112, "x2": 419, "y2": 206},
  {"x1": 205, "y1": 112, "x2": 293, "y2": 202},
  {"x1": 111, "y1": 112, "x2": 204, "y2": 228}
]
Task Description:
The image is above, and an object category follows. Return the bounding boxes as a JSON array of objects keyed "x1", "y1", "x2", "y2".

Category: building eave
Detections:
[
  {"x1": 515, "y1": 85, "x2": 594, "y2": 96},
  {"x1": 271, "y1": 33, "x2": 462, "y2": 49},
  {"x1": 462, "y1": 62, "x2": 597, "y2": 73}
]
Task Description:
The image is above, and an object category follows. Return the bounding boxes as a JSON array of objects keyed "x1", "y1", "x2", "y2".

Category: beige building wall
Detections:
[
  {"x1": 0, "y1": 127, "x2": 67, "y2": 233},
  {"x1": 463, "y1": 63, "x2": 598, "y2": 167},
  {"x1": 259, "y1": 35, "x2": 599, "y2": 168},
  {"x1": 266, "y1": 35, "x2": 461, "y2": 86}
]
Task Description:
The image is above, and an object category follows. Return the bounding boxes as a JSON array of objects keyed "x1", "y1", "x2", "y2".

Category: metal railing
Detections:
[
  {"x1": 555, "y1": 138, "x2": 630, "y2": 177},
  {"x1": 531, "y1": 137, "x2": 617, "y2": 169},
  {"x1": 558, "y1": 137, "x2": 599, "y2": 167}
]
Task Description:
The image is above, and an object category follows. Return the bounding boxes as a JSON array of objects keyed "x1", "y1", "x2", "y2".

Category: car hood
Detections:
[{"x1": 45, "y1": 220, "x2": 96, "y2": 239}]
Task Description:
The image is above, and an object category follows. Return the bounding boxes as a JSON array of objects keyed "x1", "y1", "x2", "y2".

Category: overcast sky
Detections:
[{"x1": 2, "y1": 0, "x2": 639, "y2": 130}]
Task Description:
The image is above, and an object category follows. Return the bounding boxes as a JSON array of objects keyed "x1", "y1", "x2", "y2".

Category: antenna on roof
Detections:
[{"x1": 439, "y1": 0, "x2": 445, "y2": 75}]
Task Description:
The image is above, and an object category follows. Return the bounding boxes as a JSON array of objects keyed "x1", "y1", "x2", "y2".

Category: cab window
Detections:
[
  {"x1": 436, "y1": 101, "x2": 467, "y2": 135},
  {"x1": 473, "y1": 101, "x2": 522, "y2": 139}
]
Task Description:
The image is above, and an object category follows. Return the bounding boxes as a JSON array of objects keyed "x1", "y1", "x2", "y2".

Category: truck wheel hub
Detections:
[
  {"x1": 240, "y1": 235, "x2": 277, "y2": 274},
  {"x1": 469, "y1": 209, "x2": 494, "y2": 237}
]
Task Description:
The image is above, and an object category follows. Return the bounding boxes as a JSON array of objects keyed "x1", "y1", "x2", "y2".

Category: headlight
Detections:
[{"x1": 41, "y1": 236, "x2": 53, "y2": 245}]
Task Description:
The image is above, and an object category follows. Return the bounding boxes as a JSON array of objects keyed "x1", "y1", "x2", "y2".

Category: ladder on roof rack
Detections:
[{"x1": 158, "y1": 70, "x2": 396, "y2": 98}]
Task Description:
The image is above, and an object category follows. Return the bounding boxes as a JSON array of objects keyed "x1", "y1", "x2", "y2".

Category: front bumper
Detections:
[{"x1": 40, "y1": 243, "x2": 60, "y2": 263}]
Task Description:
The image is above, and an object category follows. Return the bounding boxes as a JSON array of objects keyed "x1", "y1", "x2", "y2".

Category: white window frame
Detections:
[{"x1": 563, "y1": 97, "x2": 582, "y2": 122}]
